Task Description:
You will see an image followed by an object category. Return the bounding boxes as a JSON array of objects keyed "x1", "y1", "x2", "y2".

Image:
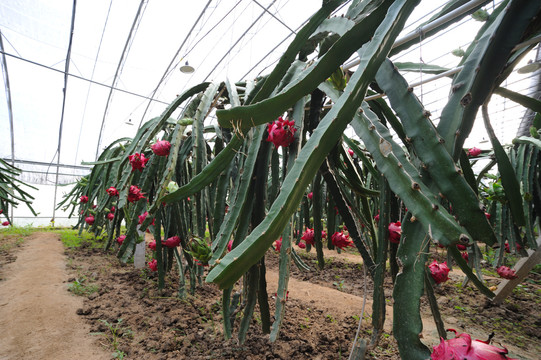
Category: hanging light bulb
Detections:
[
  {"x1": 180, "y1": 61, "x2": 195, "y2": 74},
  {"x1": 517, "y1": 60, "x2": 541, "y2": 74}
]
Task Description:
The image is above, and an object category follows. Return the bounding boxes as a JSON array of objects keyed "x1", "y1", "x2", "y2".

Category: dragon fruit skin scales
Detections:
[{"x1": 431, "y1": 330, "x2": 518, "y2": 360}]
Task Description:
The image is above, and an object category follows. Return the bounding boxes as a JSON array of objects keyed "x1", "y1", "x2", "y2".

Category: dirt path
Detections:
[
  {"x1": 0, "y1": 232, "x2": 108, "y2": 360},
  {"x1": 265, "y1": 261, "x2": 444, "y2": 349}
]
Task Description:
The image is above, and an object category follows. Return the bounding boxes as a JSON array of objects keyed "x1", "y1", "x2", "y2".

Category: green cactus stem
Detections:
[
  {"x1": 206, "y1": 0, "x2": 420, "y2": 289},
  {"x1": 374, "y1": 58, "x2": 496, "y2": 246}
]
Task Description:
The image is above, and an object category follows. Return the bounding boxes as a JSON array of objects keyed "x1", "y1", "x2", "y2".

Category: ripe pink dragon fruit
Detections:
[
  {"x1": 348, "y1": 148, "x2": 354, "y2": 156},
  {"x1": 148, "y1": 259, "x2": 158, "y2": 272},
  {"x1": 106, "y1": 213, "x2": 114, "y2": 221},
  {"x1": 162, "y1": 235, "x2": 181, "y2": 248},
  {"x1": 467, "y1": 147, "x2": 482, "y2": 157},
  {"x1": 301, "y1": 228, "x2": 315, "y2": 246},
  {"x1": 227, "y1": 240, "x2": 233, "y2": 252},
  {"x1": 116, "y1": 235, "x2": 126, "y2": 245},
  {"x1": 431, "y1": 329, "x2": 518, "y2": 359},
  {"x1": 496, "y1": 266, "x2": 517, "y2": 280},
  {"x1": 331, "y1": 231, "x2": 354, "y2": 250},
  {"x1": 457, "y1": 243, "x2": 467, "y2": 251},
  {"x1": 388, "y1": 221, "x2": 402, "y2": 244},
  {"x1": 79, "y1": 195, "x2": 89, "y2": 203},
  {"x1": 106, "y1": 186, "x2": 119, "y2": 197},
  {"x1": 307, "y1": 192, "x2": 313, "y2": 200},
  {"x1": 2, "y1": 221, "x2": 10, "y2": 226},
  {"x1": 428, "y1": 260, "x2": 450, "y2": 284},
  {"x1": 151, "y1": 140, "x2": 171, "y2": 156},
  {"x1": 266, "y1": 117, "x2": 296, "y2": 148},
  {"x1": 298, "y1": 241, "x2": 306, "y2": 249},
  {"x1": 128, "y1": 152, "x2": 149, "y2": 172},
  {"x1": 274, "y1": 237, "x2": 282, "y2": 252},
  {"x1": 148, "y1": 239, "x2": 156, "y2": 250},
  {"x1": 85, "y1": 215, "x2": 95, "y2": 225},
  {"x1": 127, "y1": 185, "x2": 145, "y2": 203},
  {"x1": 461, "y1": 252, "x2": 469, "y2": 262},
  {"x1": 138, "y1": 211, "x2": 155, "y2": 226}
]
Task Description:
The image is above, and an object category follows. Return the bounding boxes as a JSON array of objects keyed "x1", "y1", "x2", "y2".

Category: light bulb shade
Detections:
[
  {"x1": 180, "y1": 61, "x2": 195, "y2": 74},
  {"x1": 517, "y1": 61, "x2": 541, "y2": 74}
]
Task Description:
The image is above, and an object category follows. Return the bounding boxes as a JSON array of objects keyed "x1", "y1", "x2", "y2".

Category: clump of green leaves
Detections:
[{"x1": 68, "y1": 276, "x2": 99, "y2": 296}]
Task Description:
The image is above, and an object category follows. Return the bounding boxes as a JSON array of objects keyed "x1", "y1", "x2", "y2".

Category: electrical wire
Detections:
[
  {"x1": 202, "y1": 0, "x2": 278, "y2": 82},
  {"x1": 137, "y1": 0, "x2": 214, "y2": 129},
  {"x1": 95, "y1": 0, "x2": 148, "y2": 160},
  {"x1": 0, "y1": 50, "x2": 169, "y2": 104},
  {"x1": 74, "y1": 0, "x2": 113, "y2": 164},
  {"x1": 52, "y1": 0, "x2": 77, "y2": 224}
]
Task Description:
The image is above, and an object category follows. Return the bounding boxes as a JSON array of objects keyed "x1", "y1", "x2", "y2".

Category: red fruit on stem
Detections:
[
  {"x1": 301, "y1": 228, "x2": 315, "y2": 246},
  {"x1": 457, "y1": 244, "x2": 467, "y2": 251},
  {"x1": 2, "y1": 221, "x2": 10, "y2": 226},
  {"x1": 227, "y1": 240, "x2": 233, "y2": 252},
  {"x1": 110, "y1": 206, "x2": 116, "y2": 213},
  {"x1": 331, "y1": 231, "x2": 354, "y2": 250},
  {"x1": 388, "y1": 221, "x2": 402, "y2": 244},
  {"x1": 148, "y1": 240, "x2": 156, "y2": 250},
  {"x1": 348, "y1": 148, "x2": 354, "y2": 156},
  {"x1": 298, "y1": 242, "x2": 306, "y2": 249},
  {"x1": 274, "y1": 237, "x2": 282, "y2": 252},
  {"x1": 307, "y1": 192, "x2": 313, "y2": 200},
  {"x1": 461, "y1": 252, "x2": 469, "y2": 262},
  {"x1": 148, "y1": 259, "x2": 158, "y2": 272},
  {"x1": 85, "y1": 215, "x2": 95, "y2": 225},
  {"x1": 162, "y1": 235, "x2": 181, "y2": 248},
  {"x1": 116, "y1": 235, "x2": 126, "y2": 245},
  {"x1": 127, "y1": 185, "x2": 145, "y2": 203},
  {"x1": 428, "y1": 260, "x2": 450, "y2": 284},
  {"x1": 266, "y1": 117, "x2": 296, "y2": 148},
  {"x1": 151, "y1": 140, "x2": 171, "y2": 156},
  {"x1": 106, "y1": 187, "x2": 119, "y2": 197},
  {"x1": 467, "y1": 147, "x2": 482, "y2": 157},
  {"x1": 79, "y1": 195, "x2": 89, "y2": 203},
  {"x1": 128, "y1": 153, "x2": 149, "y2": 172},
  {"x1": 106, "y1": 213, "x2": 114, "y2": 221}
]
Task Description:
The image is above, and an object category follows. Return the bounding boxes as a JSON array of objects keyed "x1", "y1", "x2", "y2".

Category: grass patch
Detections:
[
  {"x1": 68, "y1": 275, "x2": 99, "y2": 296},
  {"x1": 59, "y1": 229, "x2": 104, "y2": 249},
  {"x1": 0, "y1": 224, "x2": 35, "y2": 237}
]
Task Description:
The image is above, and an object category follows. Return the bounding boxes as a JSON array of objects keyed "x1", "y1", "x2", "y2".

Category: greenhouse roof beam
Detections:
[
  {"x1": 95, "y1": 0, "x2": 148, "y2": 160},
  {"x1": 52, "y1": 0, "x2": 77, "y2": 225},
  {"x1": 0, "y1": 31, "x2": 14, "y2": 164},
  {"x1": 137, "y1": 0, "x2": 214, "y2": 130},
  {"x1": 0, "y1": 51, "x2": 170, "y2": 105}
]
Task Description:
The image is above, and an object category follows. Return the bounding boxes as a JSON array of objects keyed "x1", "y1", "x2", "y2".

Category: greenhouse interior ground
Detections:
[{"x1": 1, "y1": 1, "x2": 541, "y2": 359}]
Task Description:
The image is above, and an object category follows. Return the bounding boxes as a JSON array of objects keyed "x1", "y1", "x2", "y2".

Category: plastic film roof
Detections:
[{"x1": 0, "y1": 0, "x2": 539, "y2": 224}]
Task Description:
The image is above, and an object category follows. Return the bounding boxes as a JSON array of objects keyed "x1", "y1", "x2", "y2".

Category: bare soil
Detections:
[{"x1": 0, "y1": 232, "x2": 539, "y2": 359}]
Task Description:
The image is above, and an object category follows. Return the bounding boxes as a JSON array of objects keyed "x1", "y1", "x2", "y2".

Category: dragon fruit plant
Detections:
[{"x1": 57, "y1": 0, "x2": 541, "y2": 358}]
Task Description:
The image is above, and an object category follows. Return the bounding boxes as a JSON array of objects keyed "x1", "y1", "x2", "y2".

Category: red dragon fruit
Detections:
[
  {"x1": 162, "y1": 235, "x2": 181, "y2": 248},
  {"x1": 431, "y1": 329, "x2": 518, "y2": 359},
  {"x1": 301, "y1": 228, "x2": 315, "y2": 246},
  {"x1": 148, "y1": 259, "x2": 158, "y2": 272},
  {"x1": 388, "y1": 221, "x2": 402, "y2": 244},
  {"x1": 331, "y1": 231, "x2": 354, "y2": 250},
  {"x1": 274, "y1": 237, "x2": 282, "y2": 252},
  {"x1": 496, "y1": 266, "x2": 518, "y2": 280},
  {"x1": 266, "y1": 117, "x2": 296, "y2": 148},
  {"x1": 428, "y1": 260, "x2": 450, "y2": 284},
  {"x1": 151, "y1": 140, "x2": 171, "y2": 156}
]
